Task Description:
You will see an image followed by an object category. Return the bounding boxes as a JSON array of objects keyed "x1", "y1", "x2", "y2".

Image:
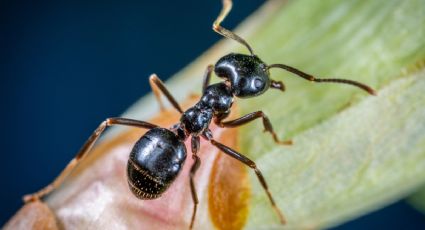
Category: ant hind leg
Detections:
[{"x1": 23, "y1": 118, "x2": 157, "y2": 203}]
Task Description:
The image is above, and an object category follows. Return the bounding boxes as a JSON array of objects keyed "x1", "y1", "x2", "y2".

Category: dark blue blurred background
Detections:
[{"x1": 1, "y1": 0, "x2": 424, "y2": 228}]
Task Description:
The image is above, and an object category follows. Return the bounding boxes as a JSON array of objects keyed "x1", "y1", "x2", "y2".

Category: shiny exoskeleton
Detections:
[
  {"x1": 127, "y1": 128, "x2": 186, "y2": 199},
  {"x1": 24, "y1": 0, "x2": 376, "y2": 229},
  {"x1": 126, "y1": 53, "x2": 283, "y2": 200}
]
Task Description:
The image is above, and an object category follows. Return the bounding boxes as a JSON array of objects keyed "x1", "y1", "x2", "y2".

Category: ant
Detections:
[{"x1": 23, "y1": 0, "x2": 376, "y2": 229}]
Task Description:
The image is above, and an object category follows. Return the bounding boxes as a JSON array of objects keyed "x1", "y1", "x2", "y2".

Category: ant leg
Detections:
[
  {"x1": 210, "y1": 139, "x2": 286, "y2": 224},
  {"x1": 185, "y1": 65, "x2": 213, "y2": 102},
  {"x1": 217, "y1": 111, "x2": 292, "y2": 145},
  {"x1": 202, "y1": 65, "x2": 214, "y2": 94},
  {"x1": 213, "y1": 111, "x2": 230, "y2": 125},
  {"x1": 23, "y1": 118, "x2": 157, "y2": 203},
  {"x1": 213, "y1": 0, "x2": 255, "y2": 55},
  {"x1": 149, "y1": 74, "x2": 184, "y2": 113},
  {"x1": 189, "y1": 136, "x2": 201, "y2": 229}
]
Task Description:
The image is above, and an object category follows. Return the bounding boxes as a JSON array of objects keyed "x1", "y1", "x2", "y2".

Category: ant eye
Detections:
[{"x1": 254, "y1": 78, "x2": 264, "y2": 89}]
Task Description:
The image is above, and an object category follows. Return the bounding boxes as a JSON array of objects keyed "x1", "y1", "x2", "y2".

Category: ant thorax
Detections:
[
  {"x1": 179, "y1": 82, "x2": 233, "y2": 136},
  {"x1": 200, "y1": 82, "x2": 234, "y2": 114},
  {"x1": 180, "y1": 104, "x2": 213, "y2": 136}
]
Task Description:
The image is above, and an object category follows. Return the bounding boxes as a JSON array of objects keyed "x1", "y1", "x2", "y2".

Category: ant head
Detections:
[{"x1": 214, "y1": 53, "x2": 270, "y2": 98}]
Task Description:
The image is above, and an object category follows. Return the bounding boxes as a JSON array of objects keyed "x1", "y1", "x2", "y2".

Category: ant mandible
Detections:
[{"x1": 24, "y1": 0, "x2": 376, "y2": 229}]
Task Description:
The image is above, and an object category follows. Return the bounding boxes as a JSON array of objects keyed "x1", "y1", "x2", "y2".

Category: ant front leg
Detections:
[
  {"x1": 149, "y1": 74, "x2": 184, "y2": 114},
  {"x1": 210, "y1": 139, "x2": 286, "y2": 224},
  {"x1": 189, "y1": 136, "x2": 201, "y2": 229},
  {"x1": 187, "y1": 65, "x2": 214, "y2": 101},
  {"x1": 23, "y1": 118, "x2": 157, "y2": 203},
  {"x1": 202, "y1": 65, "x2": 214, "y2": 94},
  {"x1": 216, "y1": 111, "x2": 292, "y2": 145}
]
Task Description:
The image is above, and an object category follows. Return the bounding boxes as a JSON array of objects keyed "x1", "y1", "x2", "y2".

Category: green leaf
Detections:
[
  {"x1": 247, "y1": 71, "x2": 425, "y2": 228},
  {"x1": 124, "y1": 0, "x2": 425, "y2": 228}
]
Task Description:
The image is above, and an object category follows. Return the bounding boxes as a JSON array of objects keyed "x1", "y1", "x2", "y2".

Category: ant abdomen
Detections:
[
  {"x1": 127, "y1": 128, "x2": 187, "y2": 199},
  {"x1": 215, "y1": 53, "x2": 271, "y2": 98}
]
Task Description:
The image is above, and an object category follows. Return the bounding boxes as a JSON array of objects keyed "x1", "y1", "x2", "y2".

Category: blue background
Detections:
[{"x1": 1, "y1": 0, "x2": 424, "y2": 228}]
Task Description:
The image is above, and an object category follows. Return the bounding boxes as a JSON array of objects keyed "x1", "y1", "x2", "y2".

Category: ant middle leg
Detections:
[
  {"x1": 210, "y1": 139, "x2": 286, "y2": 224},
  {"x1": 149, "y1": 74, "x2": 184, "y2": 113},
  {"x1": 23, "y1": 118, "x2": 157, "y2": 203},
  {"x1": 216, "y1": 111, "x2": 292, "y2": 145},
  {"x1": 189, "y1": 136, "x2": 201, "y2": 229}
]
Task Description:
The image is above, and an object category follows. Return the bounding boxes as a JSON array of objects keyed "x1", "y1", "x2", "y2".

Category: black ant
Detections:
[{"x1": 23, "y1": 0, "x2": 376, "y2": 228}]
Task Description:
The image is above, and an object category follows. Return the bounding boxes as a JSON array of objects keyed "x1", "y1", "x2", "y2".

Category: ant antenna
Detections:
[
  {"x1": 213, "y1": 0, "x2": 255, "y2": 55},
  {"x1": 268, "y1": 63, "x2": 376, "y2": 95}
]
